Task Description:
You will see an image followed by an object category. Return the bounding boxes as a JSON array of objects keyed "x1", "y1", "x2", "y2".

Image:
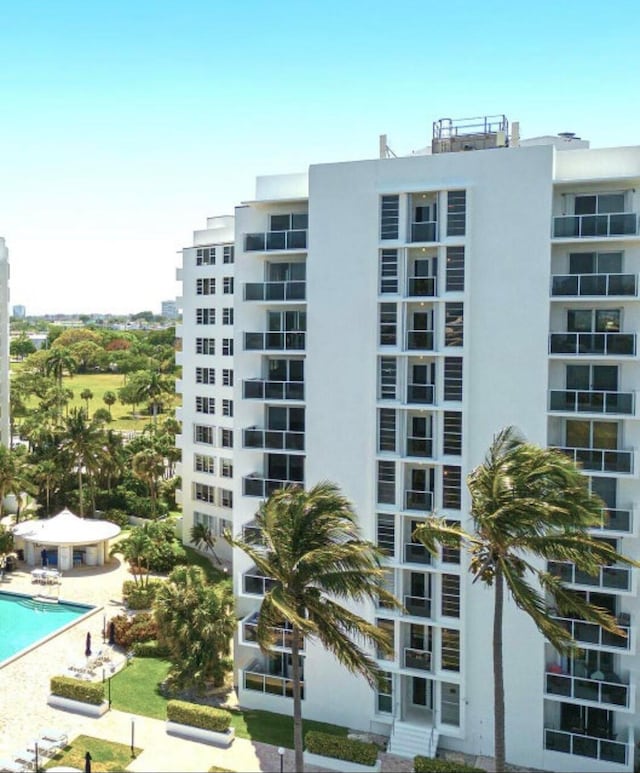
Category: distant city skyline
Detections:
[{"x1": 0, "y1": 0, "x2": 638, "y2": 315}]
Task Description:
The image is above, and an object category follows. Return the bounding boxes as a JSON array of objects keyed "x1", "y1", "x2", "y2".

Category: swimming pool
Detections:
[{"x1": 0, "y1": 591, "x2": 94, "y2": 664}]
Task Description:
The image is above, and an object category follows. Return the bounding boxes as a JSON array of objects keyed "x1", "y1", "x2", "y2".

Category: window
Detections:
[
  {"x1": 222, "y1": 307, "x2": 234, "y2": 325},
  {"x1": 196, "y1": 277, "x2": 216, "y2": 295},
  {"x1": 566, "y1": 364, "x2": 618, "y2": 391},
  {"x1": 441, "y1": 629, "x2": 460, "y2": 672},
  {"x1": 194, "y1": 454, "x2": 215, "y2": 474},
  {"x1": 221, "y1": 458, "x2": 233, "y2": 478},
  {"x1": 446, "y1": 246, "x2": 465, "y2": 292},
  {"x1": 196, "y1": 338, "x2": 215, "y2": 355},
  {"x1": 444, "y1": 358, "x2": 463, "y2": 401},
  {"x1": 376, "y1": 513, "x2": 395, "y2": 555},
  {"x1": 195, "y1": 396, "x2": 215, "y2": 414},
  {"x1": 378, "y1": 409, "x2": 396, "y2": 452},
  {"x1": 379, "y1": 303, "x2": 397, "y2": 346},
  {"x1": 380, "y1": 195, "x2": 399, "y2": 240},
  {"x1": 376, "y1": 671, "x2": 393, "y2": 713},
  {"x1": 442, "y1": 520, "x2": 461, "y2": 564},
  {"x1": 222, "y1": 369, "x2": 234, "y2": 386},
  {"x1": 575, "y1": 193, "x2": 626, "y2": 215},
  {"x1": 443, "y1": 412, "x2": 462, "y2": 455},
  {"x1": 376, "y1": 619, "x2": 395, "y2": 660},
  {"x1": 223, "y1": 245, "x2": 234, "y2": 264},
  {"x1": 195, "y1": 367, "x2": 215, "y2": 384},
  {"x1": 447, "y1": 190, "x2": 466, "y2": 236},
  {"x1": 379, "y1": 357, "x2": 396, "y2": 400},
  {"x1": 445, "y1": 303, "x2": 464, "y2": 347},
  {"x1": 193, "y1": 482, "x2": 215, "y2": 503},
  {"x1": 567, "y1": 308, "x2": 620, "y2": 333},
  {"x1": 270, "y1": 213, "x2": 308, "y2": 231},
  {"x1": 194, "y1": 424, "x2": 214, "y2": 445},
  {"x1": 220, "y1": 489, "x2": 233, "y2": 509},
  {"x1": 380, "y1": 250, "x2": 399, "y2": 293},
  {"x1": 222, "y1": 338, "x2": 234, "y2": 356},
  {"x1": 223, "y1": 277, "x2": 234, "y2": 294},
  {"x1": 377, "y1": 461, "x2": 395, "y2": 504},
  {"x1": 221, "y1": 429, "x2": 233, "y2": 448},
  {"x1": 196, "y1": 308, "x2": 216, "y2": 325},
  {"x1": 441, "y1": 574, "x2": 460, "y2": 618},
  {"x1": 222, "y1": 399, "x2": 233, "y2": 417},
  {"x1": 441, "y1": 683, "x2": 460, "y2": 726},
  {"x1": 442, "y1": 466, "x2": 461, "y2": 510},
  {"x1": 566, "y1": 420, "x2": 618, "y2": 449},
  {"x1": 196, "y1": 247, "x2": 215, "y2": 266},
  {"x1": 569, "y1": 251, "x2": 623, "y2": 275}
]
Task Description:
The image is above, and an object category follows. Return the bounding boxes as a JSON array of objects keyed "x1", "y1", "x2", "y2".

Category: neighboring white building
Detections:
[
  {"x1": 161, "y1": 299, "x2": 179, "y2": 319},
  {"x1": 0, "y1": 239, "x2": 9, "y2": 445},
  {"x1": 176, "y1": 116, "x2": 640, "y2": 771}
]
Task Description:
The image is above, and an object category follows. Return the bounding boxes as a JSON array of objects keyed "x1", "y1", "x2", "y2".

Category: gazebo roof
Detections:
[{"x1": 15, "y1": 508, "x2": 121, "y2": 546}]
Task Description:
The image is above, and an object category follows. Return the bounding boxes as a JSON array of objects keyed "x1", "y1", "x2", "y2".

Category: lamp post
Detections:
[
  {"x1": 278, "y1": 746, "x2": 284, "y2": 773},
  {"x1": 130, "y1": 717, "x2": 135, "y2": 757},
  {"x1": 34, "y1": 741, "x2": 39, "y2": 773},
  {"x1": 108, "y1": 676, "x2": 112, "y2": 709}
]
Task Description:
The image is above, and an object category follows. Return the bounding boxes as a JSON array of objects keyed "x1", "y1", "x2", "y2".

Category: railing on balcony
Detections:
[
  {"x1": 549, "y1": 332, "x2": 636, "y2": 356},
  {"x1": 404, "y1": 595, "x2": 432, "y2": 618},
  {"x1": 549, "y1": 390, "x2": 634, "y2": 416},
  {"x1": 244, "y1": 332, "x2": 306, "y2": 351},
  {"x1": 406, "y1": 383, "x2": 435, "y2": 404},
  {"x1": 404, "y1": 490, "x2": 433, "y2": 512},
  {"x1": 552, "y1": 446, "x2": 633, "y2": 474},
  {"x1": 406, "y1": 330, "x2": 435, "y2": 350},
  {"x1": 244, "y1": 281, "x2": 306, "y2": 301},
  {"x1": 404, "y1": 647, "x2": 432, "y2": 671},
  {"x1": 553, "y1": 213, "x2": 638, "y2": 239},
  {"x1": 551, "y1": 273, "x2": 638, "y2": 297},
  {"x1": 591, "y1": 508, "x2": 633, "y2": 535},
  {"x1": 243, "y1": 662, "x2": 304, "y2": 699},
  {"x1": 242, "y1": 572, "x2": 277, "y2": 596},
  {"x1": 410, "y1": 222, "x2": 438, "y2": 242},
  {"x1": 544, "y1": 728, "x2": 629, "y2": 766},
  {"x1": 242, "y1": 522, "x2": 264, "y2": 544},
  {"x1": 548, "y1": 560, "x2": 632, "y2": 592},
  {"x1": 243, "y1": 379, "x2": 305, "y2": 401},
  {"x1": 551, "y1": 614, "x2": 631, "y2": 650},
  {"x1": 407, "y1": 277, "x2": 437, "y2": 297},
  {"x1": 243, "y1": 616, "x2": 305, "y2": 651},
  {"x1": 406, "y1": 437, "x2": 434, "y2": 458},
  {"x1": 545, "y1": 671, "x2": 630, "y2": 708},
  {"x1": 243, "y1": 427, "x2": 305, "y2": 452},
  {"x1": 244, "y1": 230, "x2": 308, "y2": 251},
  {"x1": 404, "y1": 542, "x2": 432, "y2": 565},
  {"x1": 243, "y1": 476, "x2": 303, "y2": 498}
]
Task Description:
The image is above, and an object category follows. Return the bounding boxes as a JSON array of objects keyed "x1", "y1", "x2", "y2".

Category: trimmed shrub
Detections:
[
  {"x1": 414, "y1": 757, "x2": 484, "y2": 773},
  {"x1": 110, "y1": 612, "x2": 157, "y2": 648},
  {"x1": 167, "y1": 699, "x2": 232, "y2": 733},
  {"x1": 102, "y1": 509, "x2": 130, "y2": 529},
  {"x1": 123, "y1": 579, "x2": 162, "y2": 610},
  {"x1": 131, "y1": 640, "x2": 170, "y2": 658},
  {"x1": 305, "y1": 731, "x2": 378, "y2": 767},
  {"x1": 50, "y1": 676, "x2": 105, "y2": 705}
]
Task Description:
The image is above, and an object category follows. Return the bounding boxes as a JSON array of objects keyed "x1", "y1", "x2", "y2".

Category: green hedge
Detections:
[
  {"x1": 123, "y1": 579, "x2": 162, "y2": 610},
  {"x1": 167, "y1": 699, "x2": 232, "y2": 733},
  {"x1": 131, "y1": 640, "x2": 170, "y2": 658},
  {"x1": 414, "y1": 756, "x2": 484, "y2": 773},
  {"x1": 50, "y1": 676, "x2": 105, "y2": 705},
  {"x1": 305, "y1": 731, "x2": 378, "y2": 767}
]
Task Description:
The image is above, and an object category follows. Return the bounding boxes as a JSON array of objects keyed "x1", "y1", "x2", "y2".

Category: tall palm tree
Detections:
[
  {"x1": 414, "y1": 427, "x2": 637, "y2": 772},
  {"x1": 58, "y1": 407, "x2": 105, "y2": 516},
  {"x1": 190, "y1": 522, "x2": 221, "y2": 564},
  {"x1": 103, "y1": 390, "x2": 117, "y2": 419},
  {"x1": 131, "y1": 449, "x2": 166, "y2": 517},
  {"x1": 228, "y1": 482, "x2": 400, "y2": 772},
  {"x1": 112, "y1": 527, "x2": 153, "y2": 586},
  {"x1": 0, "y1": 446, "x2": 34, "y2": 520},
  {"x1": 132, "y1": 370, "x2": 173, "y2": 427},
  {"x1": 80, "y1": 388, "x2": 94, "y2": 416},
  {"x1": 44, "y1": 347, "x2": 76, "y2": 389}
]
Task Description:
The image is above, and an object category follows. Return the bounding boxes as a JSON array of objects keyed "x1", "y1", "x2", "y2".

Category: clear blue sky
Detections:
[{"x1": 0, "y1": 0, "x2": 638, "y2": 314}]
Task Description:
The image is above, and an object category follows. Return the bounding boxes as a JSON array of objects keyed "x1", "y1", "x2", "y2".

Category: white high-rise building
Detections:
[{"x1": 176, "y1": 116, "x2": 640, "y2": 771}]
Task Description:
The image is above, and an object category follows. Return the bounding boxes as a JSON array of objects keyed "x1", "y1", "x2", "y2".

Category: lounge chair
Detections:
[
  {"x1": 0, "y1": 759, "x2": 30, "y2": 773},
  {"x1": 26, "y1": 738, "x2": 60, "y2": 758},
  {"x1": 38, "y1": 729, "x2": 68, "y2": 747}
]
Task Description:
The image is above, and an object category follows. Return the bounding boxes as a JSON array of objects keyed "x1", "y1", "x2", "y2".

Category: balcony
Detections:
[
  {"x1": 242, "y1": 660, "x2": 304, "y2": 699},
  {"x1": 404, "y1": 542, "x2": 432, "y2": 565},
  {"x1": 243, "y1": 476, "x2": 303, "y2": 498},
  {"x1": 410, "y1": 222, "x2": 438, "y2": 242},
  {"x1": 549, "y1": 390, "x2": 635, "y2": 416},
  {"x1": 544, "y1": 727, "x2": 631, "y2": 766},
  {"x1": 551, "y1": 614, "x2": 631, "y2": 651},
  {"x1": 242, "y1": 612, "x2": 304, "y2": 651},
  {"x1": 406, "y1": 331, "x2": 435, "y2": 351},
  {"x1": 244, "y1": 332, "x2": 306, "y2": 351},
  {"x1": 549, "y1": 332, "x2": 636, "y2": 356},
  {"x1": 403, "y1": 647, "x2": 432, "y2": 671},
  {"x1": 243, "y1": 427, "x2": 305, "y2": 452},
  {"x1": 551, "y1": 273, "x2": 638, "y2": 297},
  {"x1": 553, "y1": 213, "x2": 638, "y2": 239},
  {"x1": 406, "y1": 437, "x2": 434, "y2": 458},
  {"x1": 404, "y1": 490, "x2": 433, "y2": 512},
  {"x1": 244, "y1": 281, "x2": 306, "y2": 302},
  {"x1": 242, "y1": 571, "x2": 277, "y2": 596},
  {"x1": 244, "y1": 230, "x2": 307, "y2": 252},
  {"x1": 242, "y1": 521, "x2": 264, "y2": 544},
  {"x1": 548, "y1": 560, "x2": 633, "y2": 592},
  {"x1": 407, "y1": 277, "x2": 437, "y2": 297},
  {"x1": 591, "y1": 507, "x2": 634, "y2": 535},
  {"x1": 404, "y1": 595, "x2": 432, "y2": 618},
  {"x1": 243, "y1": 379, "x2": 305, "y2": 401},
  {"x1": 552, "y1": 446, "x2": 633, "y2": 474},
  {"x1": 406, "y1": 383, "x2": 435, "y2": 405},
  {"x1": 545, "y1": 671, "x2": 632, "y2": 709}
]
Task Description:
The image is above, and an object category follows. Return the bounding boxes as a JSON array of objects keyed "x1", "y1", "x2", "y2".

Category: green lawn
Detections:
[
  {"x1": 110, "y1": 657, "x2": 349, "y2": 748},
  {"x1": 44, "y1": 735, "x2": 142, "y2": 771},
  {"x1": 182, "y1": 545, "x2": 229, "y2": 584}
]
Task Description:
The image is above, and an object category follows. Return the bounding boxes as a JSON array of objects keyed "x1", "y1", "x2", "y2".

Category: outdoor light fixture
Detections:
[{"x1": 278, "y1": 746, "x2": 284, "y2": 773}]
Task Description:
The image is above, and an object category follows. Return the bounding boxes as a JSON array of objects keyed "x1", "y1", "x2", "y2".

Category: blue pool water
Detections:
[{"x1": 0, "y1": 592, "x2": 93, "y2": 663}]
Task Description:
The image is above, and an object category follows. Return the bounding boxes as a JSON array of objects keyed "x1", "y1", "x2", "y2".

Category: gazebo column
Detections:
[
  {"x1": 58, "y1": 544, "x2": 73, "y2": 572},
  {"x1": 25, "y1": 541, "x2": 35, "y2": 566}
]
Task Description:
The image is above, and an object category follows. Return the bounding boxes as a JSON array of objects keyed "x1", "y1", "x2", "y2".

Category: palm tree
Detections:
[
  {"x1": 228, "y1": 482, "x2": 400, "y2": 772},
  {"x1": 414, "y1": 427, "x2": 637, "y2": 772},
  {"x1": 112, "y1": 527, "x2": 153, "y2": 586},
  {"x1": 58, "y1": 407, "x2": 105, "y2": 516},
  {"x1": 103, "y1": 390, "x2": 117, "y2": 419},
  {"x1": 33, "y1": 457, "x2": 61, "y2": 515},
  {"x1": 190, "y1": 522, "x2": 221, "y2": 565},
  {"x1": 132, "y1": 370, "x2": 173, "y2": 427},
  {"x1": 0, "y1": 446, "x2": 34, "y2": 521},
  {"x1": 80, "y1": 388, "x2": 94, "y2": 416},
  {"x1": 44, "y1": 347, "x2": 76, "y2": 389},
  {"x1": 131, "y1": 449, "x2": 166, "y2": 517}
]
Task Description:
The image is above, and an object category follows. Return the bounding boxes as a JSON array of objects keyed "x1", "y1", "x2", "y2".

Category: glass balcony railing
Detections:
[
  {"x1": 406, "y1": 437, "x2": 434, "y2": 458},
  {"x1": 406, "y1": 331, "x2": 435, "y2": 350},
  {"x1": 406, "y1": 383, "x2": 435, "y2": 404},
  {"x1": 243, "y1": 427, "x2": 305, "y2": 452},
  {"x1": 552, "y1": 446, "x2": 633, "y2": 474},
  {"x1": 243, "y1": 379, "x2": 305, "y2": 401},
  {"x1": 244, "y1": 332, "x2": 306, "y2": 351},
  {"x1": 244, "y1": 281, "x2": 306, "y2": 301},
  {"x1": 243, "y1": 662, "x2": 304, "y2": 699},
  {"x1": 549, "y1": 332, "x2": 636, "y2": 356},
  {"x1": 404, "y1": 490, "x2": 433, "y2": 512},
  {"x1": 551, "y1": 273, "x2": 638, "y2": 297},
  {"x1": 404, "y1": 542, "x2": 432, "y2": 565},
  {"x1": 243, "y1": 476, "x2": 303, "y2": 498},
  {"x1": 242, "y1": 572, "x2": 277, "y2": 596},
  {"x1": 550, "y1": 614, "x2": 631, "y2": 650},
  {"x1": 553, "y1": 213, "x2": 638, "y2": 239},
  {"x1": 244, "y1": 230, "x2": 308, "y2": 252},
  {"x1": 242, "y1": 614, "x2": 305, "y2": 651},
  {"x1": 549, "y1": 390, "x2": 634, "y2": 415},
  {"x1": 404, "y1": 595, "x2": 432, "y2": 618},
  {"x1": 407, "y1": 277, "x2": 437, "y2": 297},
  {"x1": 544, "y1": 672, "x2": 630, "y2": 708},
  {"x1": 591, "y1": 508, "x2": 633, "y2": 534},
  {"x1": 404, "y1": 647, "x2": 432, "y2": 671},
  {"x1": 544, "y1": 728, "x2": 629, "y2": 766},
  {"x1": 548, "y1": 560, "x2": 633, "y2": 591},
  {"x1": 410, "y1": 222, "x2": 438, "y2": 242}
]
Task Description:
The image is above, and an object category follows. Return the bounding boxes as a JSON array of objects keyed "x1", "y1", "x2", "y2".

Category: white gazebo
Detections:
[{"x1": 13, "y1": 508, "x2": 121, "y2": 571}]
